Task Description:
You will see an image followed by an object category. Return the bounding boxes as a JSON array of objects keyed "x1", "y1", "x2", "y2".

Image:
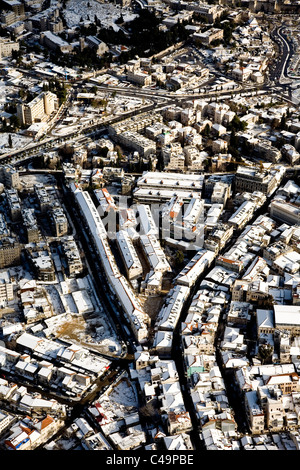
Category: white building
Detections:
[
  {"x1": 73, "y1": 187, "x2": 150, "y2": 343},
  {"x1": 155, "y1": 285, "x2": 190, "y2": 332},
  {"x1": 140, "y1": 234, "x2": 171, "y2": 274},
  {"x1": 270, "y1": 200, "x2": 300, "y2": 226},
  {"x1": 175, "y1": 249, "x2": 215, "y2": 287},
  {"x1": 116, "y1": 230, "x2": 143, "y2": 281}
]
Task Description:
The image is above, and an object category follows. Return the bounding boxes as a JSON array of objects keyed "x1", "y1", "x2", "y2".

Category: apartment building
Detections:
[
  {"x1": 0, "y1": 272, "x2": 13, "y2": 303},
  {"x1": 265, "y1": 396, "x2": 285, "y2": 432},
  {"x1": 204, "y1": 223, "x2": 234, "y2": 254},
  {"x1": 113, "y1": 130, "x2": 156, "y2": 158},
  {"x1": 0, "y1": 237, "x2": 21, "y2": 268},
  {"x1": 161, "y1": 196, "x2": 205, "y2": 245},
  {"x1": 211, "y1": 182, "x2": 231, "y2": 205},
  {"x1": 140, "y1": 233, "x2": 171, "y2": 274},
  {"x1": 17, "y1": 91, "x2": 58, "y2": 126},
  {"x1": 1, "y1": 0, "x2": 25, "y2": 16},
  {"x1": 50, "y1": 207, "x2": 68, "y2": 237},
  {"x1": 60, "y1": 236, "x2": 83, "y2": 277},
  {"x1": 22, "y1": 208, "x2": 40, "y2": 243},
  {"x1": 270, "y1": 199, "x2": 300, "y2": 226},
  {"x1": 116, "y1": 230, "x2": 143, "y2": 281},
  {"x1": 155, "y1": 285, "x2": 190, "y2": 332},
  {"x1": 235, "y1": 165, "x2": 283, "y2": 196},
  {"x1": 0, "y1": 411, "x2": 12, "y2": 435},
  {"x1": 94, "y1": 188, "x2": 117, "y2": 216},
  {"x1": 162, "y1": 142, "x2": 185, "y2": 168},
  {"x1": 25, "y1": 242, "x2": 55, "y2": 282},
  {"x1": 153, "y1": 330, "x2": 173, "y2": 358},
  {"x1": 0, "y1": 213, "x2": 10, "y2": 240},
  {"x1": 165, "y1": 153, "x2": 185, "y2": 172},
  {"x1": 0, "y1": 165, "x2": 20, "y2": 190},
  {"x1": 5, "y1": 188, "x2": 21, "y2": 221},
  {"x1": 73, "y1": 187, "x2": 149, "y2": 344},
  {"x1": 34, "y1": 183, "x2": 54, "y2": 213},
  {"x1": 127, "y1": 69, "x2": 152, "y2": 86},
  {"x1": 0, "y1": 10, "x2": 17, "y2": 26},
  {"x1": 281, "y1": 144, "x2": 300, "y2": 165},
  {"x1": 244, "y1": 390, "x2": 265, "y2": 434},
  {"x1": 0, "y1": 38, "x2": 19, "y2": 58},
  {"x1": 175, "y1": 249, "x2": 215, "y2": 288},
  {"x1": 109, "y1": 112, "x2": 162, "y2": 135},
  {"x1": 227, "y1": 200, "x2": 256, "y2": 230},
  {"x1": 136, "y1": 203, "x2": 159, "y2": 237},
  {"x1": 253, "y1": 139, "x2": 281, "y2": 163}
]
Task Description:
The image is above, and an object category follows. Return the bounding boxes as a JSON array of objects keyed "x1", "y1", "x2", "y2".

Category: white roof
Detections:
[
  {"x1": 116, "y1": 230, "x2": 142, "y2": 271},
  {"x1": 274, "y1": 305, "x2": 300, "y2": 327},
  {"x1": 176, "y1": 249, "x2": 215, "y2": 287}
]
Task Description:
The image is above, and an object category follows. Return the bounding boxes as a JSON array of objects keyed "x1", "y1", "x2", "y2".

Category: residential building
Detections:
[
  {"x1": 175, "y1": 249, "x2": 215, "y2": 287},
  {"x1": 116, "y1": 230, "x2": 143, "y2": 281},
  {"x1": 0, "y1": 237, "x2": 21, "y2": 268},
  {"x1": 136, "y1": 204, "x2": 159, "y2": 237},
  {"x1": 5, "y1": 188, "x2": 21, "y2": 221},
  {"x1": 140, "y1": 233, "x2": 171, "y2": 274},
  {"x1": 0, "y1": 271, "x2": 13, "y2": 303},
  {"x1": 50, "y1": 207, "x2": 68, "y2": 237},
  {"x1": 17, "y1": 91, "x2": 58, "y2": 126},
  {"x1": 235, "y1": 165, "x2": 284, "y2": 196},
  {"x1": 227, "y1": 200, "x2": 256, "y2": 230},
  {"x1": 0, "y1": 165, "x2": 20, "y2": 190},
  {"x1": 244, "y1": 390, "x2": 265, "y2": 434},
  {"x1": 60, "y1": 236, "x2": 83, "y2": 277},
  {"x1": 270, "y1": 200, "x2": 300, "y2": 226},
  {"x1": 0, "y1": 38, "x2": 19, "y2": 58},
  {"x1": 22, "y1": 208, "x2": 40, "y2": 243},
  {"x1": 155, "y1": 285, "x2": 190, "y2": 332},
  {"x1": 25, "y1": 241, "x2": 55, "y2": 282}
]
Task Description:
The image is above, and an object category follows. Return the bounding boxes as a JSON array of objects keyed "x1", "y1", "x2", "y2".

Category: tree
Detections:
[
  {"x1": 174, "y1": 250, "x2": 185, "y2": 267},
  {"x1": 228, "y1": 115, "x2": 247, "y2": 132},
  {"x1": 258, "y1": 343, "x2": 273, "y2": 365},
  {"x1": 279, "y1": 114, "x2": 287, "y2": 131},
  {"x1": 139, "y1": 401, "x2": 161, "y2": 425}
]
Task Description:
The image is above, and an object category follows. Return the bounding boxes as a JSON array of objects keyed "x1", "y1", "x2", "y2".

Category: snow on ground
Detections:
[
  {"x1": 292, "y1": 85, "x2": 300, "y2": 104},
  {"x1": 43, "y1": 277, "x2": 123, "y2": 356},
  {"x1": 108, "y1": 376, "x2": 139, "y2": 408},
  {"x1": 64, "y1": 0, "x2": 137, "y2": 31},
  {"x1": 19, "y1": 174, "x2": 57, "y2": 188},
  {"x1": 0, "y1": 133, "x2": 33, "y2": 154},
  {"x1": 51, "y1": 124, "x2": 81, "y2": 136},
  {"x1": 0, "y1": 80, "x2": 8, "y2": 107}
]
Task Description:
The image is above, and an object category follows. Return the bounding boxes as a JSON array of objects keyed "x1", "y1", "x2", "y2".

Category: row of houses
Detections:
[
  {"x1": 72, "y1": 185, "x2": 150, "y2": 343},
  {"x1": 0, "y1": 332, "x2": 111, "y2": 400}
]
